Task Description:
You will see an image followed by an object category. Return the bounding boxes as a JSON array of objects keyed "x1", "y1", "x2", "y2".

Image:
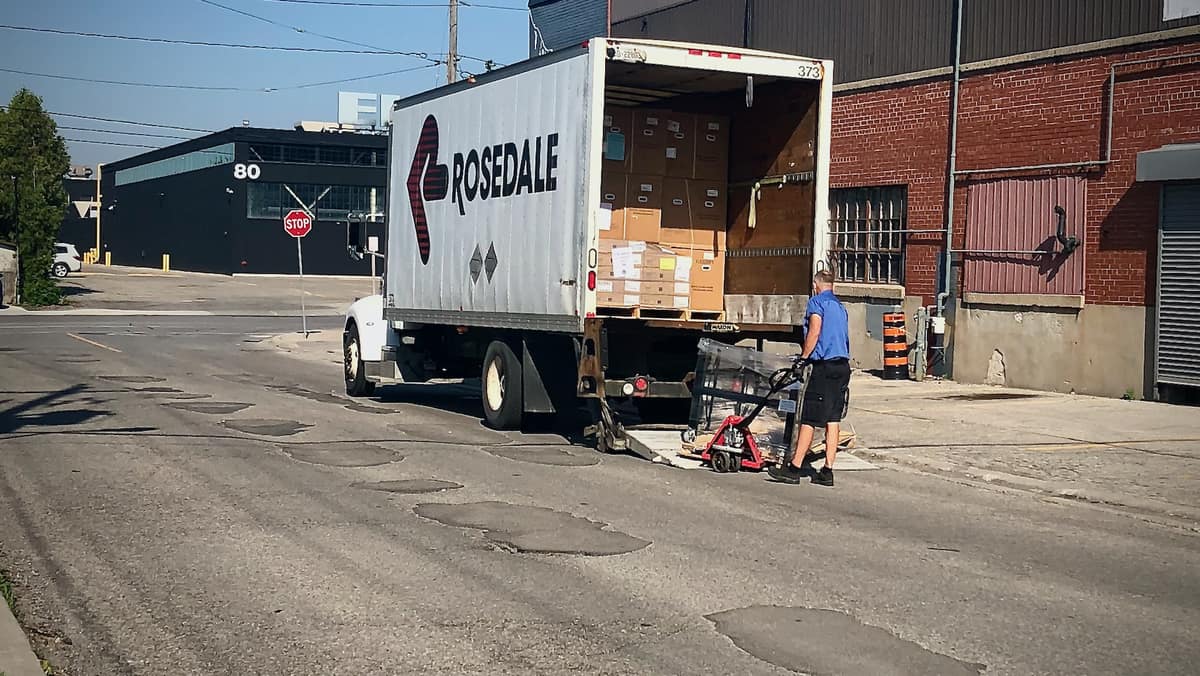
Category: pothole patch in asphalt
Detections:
[
  {"x1": 353, "y1": 479, "x2": 462, "y2": 494},
  {"x1": 157, "y1": 392, "x2": 211, "y2": 400},
  {"x1": 705, "y1": 606, "x2": 985, "y2": 676},
  {"x1": 282, "y1": 442, "x2": 403, "y2": 467},
  {"x1": 222, "y1": 419, "x2": 312, "y2": 436},
  {"x1": 134, "y1": 386, "x2": 184, "y2": 394},
  {"x1": 99, "y1": 375, "x2": 166, "y2": 384},
  {"x1": 270, "y1": 384, "x2": 345, "y2": 406},
  {"x1": 58, "y1": 357, "x2": 101, "y2": 363},
  {"x1": 388, "y1": 423, "x2": 511, "y2": 446},
  {"x1": 413, "y1": 501, "x2": 649, "y2": 556},
  {"x1": 165, "y1": 401, "x2": 253, "y2": 415},
  {"x1": 487, "y1": 446, "x2": 599, "y2": 467},
  {"x1": 344, "y1": 402, "x2": 400, "y2": 414}
]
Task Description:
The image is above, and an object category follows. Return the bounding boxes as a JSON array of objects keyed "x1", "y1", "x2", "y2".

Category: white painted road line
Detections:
[{"x1": 66, "y1": 332, "x2": 123, "y2": 353}]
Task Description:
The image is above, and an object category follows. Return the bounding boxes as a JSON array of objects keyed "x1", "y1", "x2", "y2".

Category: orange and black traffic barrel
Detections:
[{"x1": 882, "y1": 312, "x2": 908, "y2": 380}]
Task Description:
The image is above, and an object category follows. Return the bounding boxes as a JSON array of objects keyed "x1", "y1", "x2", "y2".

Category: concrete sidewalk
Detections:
[
  {"x1": 846, "y1": 374, "x2": 1200, "y2": 529},
  {"x1": 0, "y1": 598, "x2": 42, "y2": 676}
]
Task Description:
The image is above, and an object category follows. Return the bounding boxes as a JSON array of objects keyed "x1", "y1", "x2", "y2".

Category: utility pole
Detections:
[
  {"x1": 446, "y1": 0, "x2": 459, "y2": 85},
  {"x1": 94, "y1": 163, "x2": 103, "y2": 260}
]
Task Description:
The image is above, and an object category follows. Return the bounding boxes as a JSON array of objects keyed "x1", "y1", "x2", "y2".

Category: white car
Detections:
[{"x1": 53, "y1": 243, "x2": 82, "y2": 278}]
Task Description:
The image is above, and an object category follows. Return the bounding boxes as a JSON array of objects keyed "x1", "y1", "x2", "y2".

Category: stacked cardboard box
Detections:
[
  {"x1": 597, "y1": 240, "x2": 691, "y2": 310},
  {"x1": 598, "y1": 106, "x2": 730, "y2": 315}
]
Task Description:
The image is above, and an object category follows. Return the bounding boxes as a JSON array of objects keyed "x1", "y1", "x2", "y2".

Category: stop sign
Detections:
[{"x1": 283, "y1": 209, "x2": 312, "y2": 238}]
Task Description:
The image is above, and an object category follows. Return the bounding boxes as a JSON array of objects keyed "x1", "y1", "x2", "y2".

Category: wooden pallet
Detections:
[
  {"x1": 687, "y1": 310, "x2": 724, "y2": 322},
  {"x1": 597, "y1": 305, "x2": 727, "y2": 322}
]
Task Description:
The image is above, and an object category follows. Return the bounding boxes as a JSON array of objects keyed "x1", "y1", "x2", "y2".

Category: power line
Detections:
[
  {"x1": 0, "y1": 24, "x2": 430, "y2": 57},
  {"x1": 196, "y1": 0, "x2": 409, "y2": 56},
  {"x1": 0, "y1": 64, "x2": 438, "y2": 92},
  {"x1": 1, "y1": 105, "x2": 214, "y2": 133},
  {"x1": 263, "y1": 0, "x2": 525, "y2": 9},
  {"x1": 62, "y1": 138, "x2": 161, "y2": 150},
  {"x1": 56, "y1": 125, "x2": 193, "y2": 141}
]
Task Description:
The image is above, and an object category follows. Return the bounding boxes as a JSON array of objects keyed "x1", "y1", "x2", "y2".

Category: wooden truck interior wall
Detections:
[{"x1": 604, "y1": 62, "x2": 821, "y2": 311}]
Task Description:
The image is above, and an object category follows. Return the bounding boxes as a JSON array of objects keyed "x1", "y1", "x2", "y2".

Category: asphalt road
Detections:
[{"x1": 1, "y1": 314, "x2": 1198, "y2": 675}]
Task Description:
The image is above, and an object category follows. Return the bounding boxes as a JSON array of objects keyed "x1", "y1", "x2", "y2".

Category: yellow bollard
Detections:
[
  {"x1": 162, "y1": 253, "x2": 170, "y2": 272},
  {"x1": 104, "y1": 251, "x2": 111, "y2": 266}
]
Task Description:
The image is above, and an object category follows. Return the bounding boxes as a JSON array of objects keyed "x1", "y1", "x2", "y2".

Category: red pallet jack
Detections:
[{"x1": 690, "y1": 356, "x2": 811, "y2": 473}]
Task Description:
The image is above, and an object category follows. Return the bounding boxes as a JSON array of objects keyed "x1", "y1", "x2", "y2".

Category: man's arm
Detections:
[{"x1": 800, "y1": 313, "x2": 822, "y2": 360}]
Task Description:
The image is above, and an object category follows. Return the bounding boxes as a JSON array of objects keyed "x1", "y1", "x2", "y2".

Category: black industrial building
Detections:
[
  {"x1": 99, "y1": 127, "x2": 388, "y2": 275},
  {"x1": 60, "y1": 174, "x2": 97, "y2": 252}
]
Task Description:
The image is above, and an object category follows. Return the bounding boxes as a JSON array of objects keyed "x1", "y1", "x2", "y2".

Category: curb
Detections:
[
  {"x1": 0, "y1": 598, "x2": 43, "y2": 676},
  {"x1": 857, "y1": 449, "x2": 1200, "y2": 532}
]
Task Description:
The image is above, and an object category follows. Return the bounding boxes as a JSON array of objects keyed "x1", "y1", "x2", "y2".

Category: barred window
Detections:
[{"x1": 829, "y1": 186, "x2": 907, "y2": 285}]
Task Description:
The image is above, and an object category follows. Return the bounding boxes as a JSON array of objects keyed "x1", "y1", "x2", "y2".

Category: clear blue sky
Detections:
[{"x1": 0, "y1": 0, "x2": 531, "y2": 167}]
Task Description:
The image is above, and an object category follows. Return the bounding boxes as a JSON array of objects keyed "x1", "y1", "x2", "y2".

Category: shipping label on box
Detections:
[
  {"x1": 623, "y1": 294, "x2": 641, "y2": 306},
  {"x1": 673, "y1": 295, "x2": 690, "y2": 308}
]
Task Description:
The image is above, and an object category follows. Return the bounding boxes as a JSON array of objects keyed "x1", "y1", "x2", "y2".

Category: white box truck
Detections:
[{"x1": 344, "y1": 38, "x2": 833, "y2": 452}]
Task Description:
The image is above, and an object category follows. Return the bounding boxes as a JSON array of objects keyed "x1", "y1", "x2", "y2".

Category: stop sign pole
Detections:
[{"x1": 283, "y1": 208, "x2": 313, "y2": 336}]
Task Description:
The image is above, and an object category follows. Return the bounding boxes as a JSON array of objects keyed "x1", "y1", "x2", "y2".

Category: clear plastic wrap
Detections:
[{"x1": 688, "y1": 339, "x2": 801, "y2": 462}]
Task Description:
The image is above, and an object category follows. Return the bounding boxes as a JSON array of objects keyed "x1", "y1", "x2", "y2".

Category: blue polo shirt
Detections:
[{"x1": 806, "y1": 290, "x2": 850, "y2": 361}]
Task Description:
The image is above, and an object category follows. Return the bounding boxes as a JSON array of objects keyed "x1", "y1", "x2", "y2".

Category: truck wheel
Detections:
[
  {"x1": 482, "y1": 340, "x2": 523, "y2": 430},
  {"x1": 344, "y1": 323, "x2": 376, "y2": 397}
]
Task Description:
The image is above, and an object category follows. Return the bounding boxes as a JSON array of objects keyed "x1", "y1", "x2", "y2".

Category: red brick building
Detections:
[{"x1": 532, "y1": 0, "x2": 1200, "y2": 399}]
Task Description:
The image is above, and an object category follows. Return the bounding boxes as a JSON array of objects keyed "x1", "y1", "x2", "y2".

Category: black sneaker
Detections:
[
  {"x1": 768, "y1": 463, "x2": 805, "y2": 484},
  {"x1": 812, "y1": 466, "x2": 834, "y2": 487}
]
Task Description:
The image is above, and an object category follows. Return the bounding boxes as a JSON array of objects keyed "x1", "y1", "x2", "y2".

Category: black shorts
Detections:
[{"x1": 800, "y1": 359, "x2": 851, "y2": 427}]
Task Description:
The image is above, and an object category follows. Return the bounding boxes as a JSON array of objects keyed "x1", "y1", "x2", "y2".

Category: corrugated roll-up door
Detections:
[{"x1": 1157, "y1": 182, "x2": 1200, "y2": 389}]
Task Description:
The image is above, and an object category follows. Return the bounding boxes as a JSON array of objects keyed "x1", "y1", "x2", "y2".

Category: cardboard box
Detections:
[
  {"x1": 663, "y1": 112, "x2": 697, "y2": 178},
  {"x1": 687, "y1": 247, "x2": 726, "y2": 311},
  {"x1": 660, "y1": 177, "x2": 692, "y2": 246},
  {"x1": 600, "y1": 241, "x2": 645, "y2": 279},
  {"x1": 630, "y1": 109, "x2": 668, "y2": 175},
  {"x1": 640, "y1": 293, "x2": 690, "y2": 310},
  {"x1": 688, "y1": 180, "x2": 728, "y2": 250},
  {"x1": 694, "y1": 114, "x2": 730, "y2": 181},
  {"x1": 602, "y1": 107, "x2": 632, "y2": 172},
  {"x1": 599, "y1": 171, "x2": 627, "y2": 239},
  {"x1": 625, "y1": 175, "x2": 662, "y2": 242}
]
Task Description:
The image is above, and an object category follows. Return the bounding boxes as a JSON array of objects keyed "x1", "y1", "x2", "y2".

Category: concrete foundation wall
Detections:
[
  {"x1": 841, "y1": 291, "x2": 924, "y2": 373},
  {"x1": 0, "y1": 245, "x2": 16, "y2": 306},
  {"x1": 951, "y1": 299, "x2": 1148, "y2": 398}
]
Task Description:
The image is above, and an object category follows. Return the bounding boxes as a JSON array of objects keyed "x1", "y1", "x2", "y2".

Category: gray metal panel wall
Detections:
[
  {"x1": 752, "y1": 0, "x2": 952, "y2": 79},
  {"x1": 611, "y1": 0, "x2": 747, "y2": 47},
  {"x1": 529, "y1": 0, "x2": 608, "y2": 55},
  {"x1": 611, "y1": 0, "x2": 1200, "y2": 84},
  {"x1": 964, "y1": 0, "x2": 1200, "y2": 62},
  {"x1": 1156, "y1": 182, "x2": 1200, "y2": 388}
]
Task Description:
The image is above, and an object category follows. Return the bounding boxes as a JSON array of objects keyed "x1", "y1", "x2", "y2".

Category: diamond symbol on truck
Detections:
[
  {"x1": 469, "y1": 245, "x2": 483, "y2": 283},
  {"x1": 484, "y1": 243, "x2": 498, "y2": 283}
]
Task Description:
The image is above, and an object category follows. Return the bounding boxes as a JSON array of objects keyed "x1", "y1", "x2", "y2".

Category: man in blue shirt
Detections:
[{"x1": 769, "y1": 269, "x2": 850, "y2": 487}]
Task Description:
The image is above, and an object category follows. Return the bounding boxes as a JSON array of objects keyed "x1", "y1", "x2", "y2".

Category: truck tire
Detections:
[
  {"x1": 482, "y1": 340, "x2": 523, "y2": 430},
  {"x1": 344, "y1": 323, "x2": 376, "y2": 397}
]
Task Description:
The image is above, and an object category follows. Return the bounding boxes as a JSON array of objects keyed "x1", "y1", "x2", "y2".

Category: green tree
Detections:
[{"x1": 0, "y1": 89, "x2": 69, "y2": 306}]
